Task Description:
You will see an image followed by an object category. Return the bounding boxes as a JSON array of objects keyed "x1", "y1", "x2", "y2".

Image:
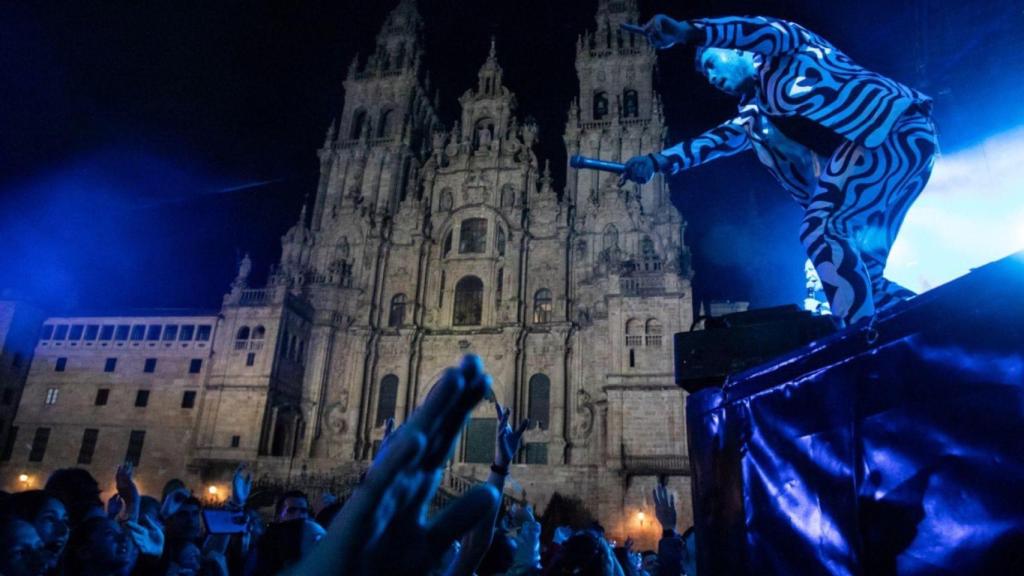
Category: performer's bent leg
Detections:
[
  {"x1": 800, "y1": 144, "x2": 875, "y2": 324},
  {"x1": 801, "y1": 109, "x2": 937, "y2": 325},
  {"x1": 852, "y1": 111, "x2": 938, "y2": 312}
]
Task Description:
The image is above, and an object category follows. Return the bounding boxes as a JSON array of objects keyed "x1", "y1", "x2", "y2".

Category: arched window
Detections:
[
  {"x1": 389, "y1": 294, "x2": 407, "y2": 328},
  {"x1": 252, "y1": 326, "x2": 265, "y2": 340},
  {"x1": 623, "y1": 89, "x2": 639, "y2": 118},
  {"x1": 497, "y1": 226, "x2": 506, "y2": 256},
  {"x1": 603, "y1": 224, "x2": 619, "y2": 252},
  {"x1": 453, "y1": 276, "x2": 484, "y2": 326},
  {"x1": 459, "y1": 218, "x2": 487, "y2": 254},
  {"x1": 236, "y1": 326, "x2": 250, "y2": 341},
  {"x1": 593, "y1": 91, "x2": 609, "y2": 120},
  {"x1": 377, "y1": 109, "x2": 394, "y2": 139},
  {"x1": 625, "y1": 318, "x2": 643, "y2": 347},
  {"x1": 533, "y1": 289, "x2": 552, "y2": 324},
  {"x1": 646, "y1": 318, "x2": 663, "y2": 347},
  {"x1": 528, "y1": 374, "x2": 551, "y2": 430},
  {"x1": 350, "y1": 109, "x2": 367, "y2": 140},
  {"x1": 376, "y1": 374, "x2": 399, "y2": 426}
]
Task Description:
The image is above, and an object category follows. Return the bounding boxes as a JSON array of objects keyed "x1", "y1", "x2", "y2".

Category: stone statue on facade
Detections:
[{"x1": 233, "y1": 253, "x2": 252, "y2": 288}]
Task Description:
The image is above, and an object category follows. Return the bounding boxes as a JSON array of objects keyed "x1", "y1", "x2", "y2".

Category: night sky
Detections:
[{"x1": 1, "y1": 0, "x2": 1021, "y2": 312}]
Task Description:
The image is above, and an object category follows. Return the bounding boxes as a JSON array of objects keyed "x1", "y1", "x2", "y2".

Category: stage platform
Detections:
[{"x1": 686, "y1": 253, "x2": 1024, "y2": 575}]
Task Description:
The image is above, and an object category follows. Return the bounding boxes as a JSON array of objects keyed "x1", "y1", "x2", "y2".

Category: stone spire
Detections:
[
  {"x1": 475, "y1": 36, "x2": 504, "y2": 96},
  {"x1": 323, "y1": 118, "x2": 337, "y2": 147},
  {"x1": 540, "y1": 160, "x2": 554, "y2": 195}
]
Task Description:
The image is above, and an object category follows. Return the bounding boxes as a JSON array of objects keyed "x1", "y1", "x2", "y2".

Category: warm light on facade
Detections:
[
  {"x1": 18, "y1": 473, "x2": 29, "y2": 483},
  {"x1": 207, "y1": 485, "x2": 218, "y2": 495},
  {"x1": 636, "y1": 510, "x2": 647, "y2": 527}
]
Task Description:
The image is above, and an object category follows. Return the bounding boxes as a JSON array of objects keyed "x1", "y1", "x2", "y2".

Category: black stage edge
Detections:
[{"x1": 682, "y1": 252, "x2": 1024, "y2": 575}]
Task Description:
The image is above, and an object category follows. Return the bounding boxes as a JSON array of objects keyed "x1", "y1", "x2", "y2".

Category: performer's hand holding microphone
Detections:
[
  {"x1": 618, "y1": 153, "x2": 672, "y2": 186},
  {"x1": 570, "y1": 153, "x2": 672, "y2": 186}
]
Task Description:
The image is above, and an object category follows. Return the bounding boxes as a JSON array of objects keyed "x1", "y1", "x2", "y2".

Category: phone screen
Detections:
[{"x1": 202, "y1": 509, "x2": 248, "y2": 534}]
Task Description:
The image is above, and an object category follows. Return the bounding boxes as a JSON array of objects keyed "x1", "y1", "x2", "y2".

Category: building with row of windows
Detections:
[{"x1": 2, "y1": 0, "x2": 703, "y2": 546}]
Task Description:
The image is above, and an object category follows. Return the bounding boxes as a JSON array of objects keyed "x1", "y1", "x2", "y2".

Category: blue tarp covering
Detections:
[{"x1": 687, "y1": 253, "x2": 1024, "y2": 575}]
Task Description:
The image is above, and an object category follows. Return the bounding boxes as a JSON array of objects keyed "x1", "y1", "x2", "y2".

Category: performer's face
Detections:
[{"x1": 699, "y1": 48, "x2": 757, "y2": 96}]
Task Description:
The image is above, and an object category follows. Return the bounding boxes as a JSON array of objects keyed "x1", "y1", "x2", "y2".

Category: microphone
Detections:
[{"x1": 569, "y1": 155, "x2": 626, "y2": 174}]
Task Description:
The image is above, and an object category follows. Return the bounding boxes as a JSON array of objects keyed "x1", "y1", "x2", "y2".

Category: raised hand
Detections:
[
  {"x1": 653, "y1": 483, "x2": 677, "y2": 533},
  {"x1": 377, "y1": 417, "x2": 397, "y2": 457},
  {"x1": 231, "y1": 464, "x2": 252, "y2": 507},
  {"x1": 124, "y1": 515, "x2": 165, "y2": 557},
  {"x1": 493, "y1": 401, "x2": 529, "y2": 468},
  {"x1": 287, "y1": 355, "x2": 499, "y2": 576},
  {"x1": 161, "y1": 487, "x2": 190, "y2": 521},
  {"x1": 621, "y1": 15, "x2": 692, "y2": 50},
  {"x1": 115, "y1": 462, "x2": 140, "y2": 522}
]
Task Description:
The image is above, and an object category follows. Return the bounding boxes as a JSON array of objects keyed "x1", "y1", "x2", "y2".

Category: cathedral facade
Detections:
[{"x1": 3, "y1": 0, "x2": 696, "y2": 543}]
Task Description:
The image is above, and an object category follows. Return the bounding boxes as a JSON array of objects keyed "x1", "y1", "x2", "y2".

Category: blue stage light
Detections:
[{"x1": 887, "y1": 126, "x2": 1024, "y2": 293}]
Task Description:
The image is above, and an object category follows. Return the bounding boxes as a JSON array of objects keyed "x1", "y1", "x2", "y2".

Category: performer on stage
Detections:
[{"x1": 620, "y1": 15, "x2": 938, "y2": 326}]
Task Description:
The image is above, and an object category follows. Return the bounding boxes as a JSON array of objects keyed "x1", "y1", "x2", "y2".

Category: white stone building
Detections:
[{"x1": 2, "y1": 0, "x2": 699, "y2": 545}]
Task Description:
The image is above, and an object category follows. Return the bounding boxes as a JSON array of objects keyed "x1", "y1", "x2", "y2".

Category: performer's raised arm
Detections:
[
  {"x1": 620, "y1": 116, "x2": 750, "y2": 185},
  {"x1": 626, "y1": 15, "x2": 815, "y2": 56}
]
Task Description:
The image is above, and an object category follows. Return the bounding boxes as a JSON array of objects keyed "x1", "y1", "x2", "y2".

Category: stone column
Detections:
[{"x1": 300, "y1": 319, "x2": 336, "y2": 458}]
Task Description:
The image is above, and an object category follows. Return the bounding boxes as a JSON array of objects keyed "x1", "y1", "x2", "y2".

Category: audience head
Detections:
[
  {"x1": 66, "y1": 516, "x2": 137, "y2": 576},
  {"x1": 274, "y1": 490, "x2": 310, "y2": 522},
  {"x1": 0, "y1": 515, "x2": 49, "y2": 576},
  {"x1": 160, "y1": 479, "x2": 187, "y2": 502},
  {"x1": 5, "y1": 490, "x2": 70, "y2": 572},
  {"x1": 44, "y1": 468, "x2": 103, "y2": 527},
  {"x1": 138, "y1": 495, "x2": 161, "y2": 521},
  {"x1": 166, "y1": 541, "x2": 202, "y2": 575},
  {"x1": 253, "y1": 517, "x2": 320, "y2": 574},
  {"x1": 164, "y1": 496, "x2": 202, "y2": 542},
  {"x1": 642, "y1": 550, "x2": 660, "y2": 574},
  {"x1": 548, "y1": 530, "x2": 610, "y2": 576}
]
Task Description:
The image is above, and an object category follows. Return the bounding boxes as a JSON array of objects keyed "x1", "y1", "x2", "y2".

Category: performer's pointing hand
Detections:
[{"x1": 621, "y1": 15, "x2": 692, "y2": 50}]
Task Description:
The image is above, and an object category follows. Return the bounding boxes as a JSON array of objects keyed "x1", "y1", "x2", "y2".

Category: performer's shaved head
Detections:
[{"x1": 696, "y1": 47, "x2": 758, "y2": 96}]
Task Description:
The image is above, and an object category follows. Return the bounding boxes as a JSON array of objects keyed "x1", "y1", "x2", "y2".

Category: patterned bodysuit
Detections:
[{"x1": 661, "y1": 16, "x2": 938, "y2": 325}]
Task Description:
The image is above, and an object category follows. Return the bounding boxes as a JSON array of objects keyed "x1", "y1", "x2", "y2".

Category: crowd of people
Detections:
[{"x1": 0, "y1": 356, "x2": 697, "y2": 575}]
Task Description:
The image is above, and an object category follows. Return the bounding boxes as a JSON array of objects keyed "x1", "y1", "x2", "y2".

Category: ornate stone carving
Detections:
[{"x1": 573, "y1": 389, "x2": 596, "y2": 440}]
